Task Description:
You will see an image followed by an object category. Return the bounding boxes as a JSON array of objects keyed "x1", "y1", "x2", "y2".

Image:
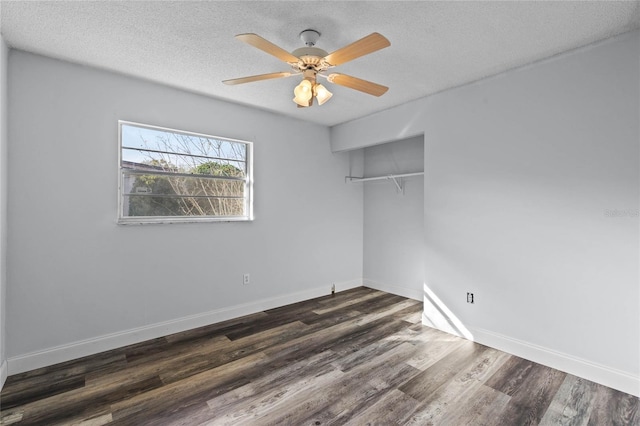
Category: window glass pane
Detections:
[
  {"x1": 124, "y1": 195, "x2": 244, "y2": 217},
  {"x1": 119, "y1": 122, "x2": 252, "y2": 223},
  {"x1": 122, "y1": 149, "x2": 246, "y2": 177},
  {"x1": 123, "y1": 172, "x2": 244, "y2": 198},
  {"x1": 121, "y1": 124, "x2": 246, "y2": 161}
]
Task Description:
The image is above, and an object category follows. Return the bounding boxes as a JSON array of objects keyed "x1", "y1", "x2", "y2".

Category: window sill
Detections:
[{"x1": 117, "y1": 216, "x2": 254, "y2": 225}]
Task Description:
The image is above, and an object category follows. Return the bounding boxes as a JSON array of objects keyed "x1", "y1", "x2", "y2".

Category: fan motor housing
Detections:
[
  {"x1": 291, "y1": 47, "x2": 328, "y2": 58},
  {"x1": 291, "y1": 47, "x2": 330, "y2": 70}
]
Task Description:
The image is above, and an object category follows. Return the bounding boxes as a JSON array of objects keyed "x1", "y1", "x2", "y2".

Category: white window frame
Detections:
[{"x1": 118, "y1": 121, "x2": 253, "y2": 224}]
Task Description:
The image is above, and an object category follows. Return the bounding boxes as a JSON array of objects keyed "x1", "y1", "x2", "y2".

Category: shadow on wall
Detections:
[{"x1": 423, "y1": 283, "x2": 474, "y2": 341}]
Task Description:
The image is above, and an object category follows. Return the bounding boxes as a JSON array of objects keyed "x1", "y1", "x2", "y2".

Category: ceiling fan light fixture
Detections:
[
  {"x1": 294, "y1": 78, "x2": 312, "y2": 95},
  {"x1": 293, "y1": 79, "x2": 313, "y2": 106},
  {"x1": 292, "y1": 95, "x2": 310, "y2": 107},
  {"x1": 314, "y1": 83, "x2": 332, "y2": 105}
]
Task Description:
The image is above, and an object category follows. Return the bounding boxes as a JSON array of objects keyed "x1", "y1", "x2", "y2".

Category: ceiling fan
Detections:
[{"x1": 223, "y1": 29, "x2": 390, "y2": 107}]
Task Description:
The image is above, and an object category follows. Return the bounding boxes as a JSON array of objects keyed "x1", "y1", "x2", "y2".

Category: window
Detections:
[{"x1": 118, "y1": 121, "x2": 253, "y2": 224}]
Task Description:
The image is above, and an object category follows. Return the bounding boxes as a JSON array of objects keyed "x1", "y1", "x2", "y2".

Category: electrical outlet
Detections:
[
  {"x1": 243, "y1": 273, "x2": 250, "y2": 285},
  {"x1": 467, "y1": 292, "x2": 474, "y2": 304}
]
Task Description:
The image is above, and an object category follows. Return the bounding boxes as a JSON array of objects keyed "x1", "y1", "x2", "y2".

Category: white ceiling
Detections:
[{"x1": 1, "y1": 1, "x2": 639, "y2": 127}]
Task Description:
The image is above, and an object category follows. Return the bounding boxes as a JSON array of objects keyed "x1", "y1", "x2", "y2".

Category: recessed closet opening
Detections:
[{"x1": 359, "y1": 135, "x2": 425, "y2": 301}]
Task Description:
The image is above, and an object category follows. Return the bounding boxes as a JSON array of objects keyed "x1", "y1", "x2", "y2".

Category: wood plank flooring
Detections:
[{"x1": 0, "y1": 287, "x2": 638, "y2": 425}]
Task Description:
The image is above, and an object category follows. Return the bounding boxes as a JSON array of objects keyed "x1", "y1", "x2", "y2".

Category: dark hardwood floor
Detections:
[{"x1": 0, "y1": 287, "x2": 638, "y2": 425}]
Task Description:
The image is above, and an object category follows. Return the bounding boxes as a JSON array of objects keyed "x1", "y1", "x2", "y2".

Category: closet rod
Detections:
[{"x1": 345, "y1": 172, "x2": 424, "y2": 183}]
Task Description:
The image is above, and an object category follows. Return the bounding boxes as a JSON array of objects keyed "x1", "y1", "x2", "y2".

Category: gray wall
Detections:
[
  {"x1": 6, "y1": 51, "x2": 363, "y2": 371},
  {"x1": 363, "y1": 136, "x2": 424, "y2": 300},
  {"x1": 332, "y1": 31, "x2": 640, "y2": 395},
  {"x1": 0, "y1": 35, "x2": 8, "y2": 388}
]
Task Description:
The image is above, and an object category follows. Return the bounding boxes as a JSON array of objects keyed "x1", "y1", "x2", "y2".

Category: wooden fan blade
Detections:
[
  {"x1": 323, "y1": 33, "x2": 390, "y2": 66},
  {"x1": 327, "y1": 73, "x2": 388, "y2": 97},
  {"x1": 223, "y1": 72, "x2": 293, "y2": 85},
  {"x1": 236, "y1": 33, "x2": 300, "y2": 64}
]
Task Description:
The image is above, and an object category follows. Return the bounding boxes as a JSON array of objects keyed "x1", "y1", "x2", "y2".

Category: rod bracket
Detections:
[{"x1": 388, "y1": 175, "x2": 404, "y2": 194}]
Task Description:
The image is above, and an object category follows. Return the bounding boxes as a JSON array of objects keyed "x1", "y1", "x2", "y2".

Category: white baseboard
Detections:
[
  {"x1": 363, "y1": 279, "x2": 422, "y2": 301},
  {"x1": 422, "y1": 313, "x2": 639, "y2": 397},
  {"x1": 0, "y1": 360, "x2": 7, "y2": 390},
  {"x1": 7, "y1": 280, "x2": 362, "y2": 375}
]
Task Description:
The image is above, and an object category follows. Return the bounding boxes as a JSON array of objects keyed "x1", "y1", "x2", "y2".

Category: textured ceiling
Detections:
[{"x1": 1, "y1": 1, "x2": 639, "y2": 126}]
